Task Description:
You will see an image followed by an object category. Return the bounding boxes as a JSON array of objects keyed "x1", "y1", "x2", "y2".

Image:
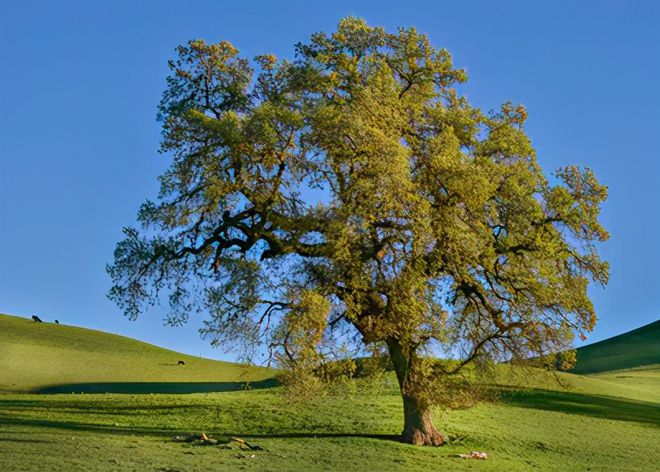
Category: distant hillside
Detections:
[
  {"x1": 0, "y1": 313, "x2": 275, "y2": 393},
  {"x1": 572, "y1": 320, "x2": 660, "y2": 374}
]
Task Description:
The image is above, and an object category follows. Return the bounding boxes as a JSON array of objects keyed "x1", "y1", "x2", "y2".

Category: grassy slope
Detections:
[
  {"x1": 0, "y1": 313, "x2": 274, "y2": 393},
  {"x1": 589, "y1": 365, "x2": 660, "y2": 399},
  {"x1": 1, "y1": 313, "x2": 659, "y2": 470},
  {"x1": 494, "y1": 363, "x2": 660, "y2": 404},
  {"x1": 572, "y1": 319, "x2": 660, "y2": 374},
  {"x1": 1, "y1": 380, "x2": 658, "y2": 472}
]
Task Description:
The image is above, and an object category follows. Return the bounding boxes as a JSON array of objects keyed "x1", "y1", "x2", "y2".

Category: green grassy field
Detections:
[
  {"x1": 0, "y1": 314, "x2": 274, "y2": 393},
  {"x1": 1, "y1": 378, "x2": 658, "y2": 472},
  {"x1": 571, "y1": 319, "x2": 660, "y2": 374},
  {"x1": 1, "y1": 313, "x2": 659, "y2": 471}
]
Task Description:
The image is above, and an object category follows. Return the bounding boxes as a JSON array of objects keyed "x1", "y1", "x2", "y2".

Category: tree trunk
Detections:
[{"x1": 388, "y1": 340, "x2": 445, "y2": 446}]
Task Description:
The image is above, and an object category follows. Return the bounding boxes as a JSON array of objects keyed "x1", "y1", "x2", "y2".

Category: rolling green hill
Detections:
[
  {"x1": 3, "y1": 311, "x2": 659, "y2": 394},
  {"x1": 572, "y1": 319, "x2": 660, "y2": 374},
  {"x1": 0, "y1": 313, "x2": 275, "y2": 393},
  {"x1": 1, "y1": 313, "x2": 659, "y2": 470}
]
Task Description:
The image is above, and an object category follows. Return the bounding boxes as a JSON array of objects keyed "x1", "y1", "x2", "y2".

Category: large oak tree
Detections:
[{"x1": 109, "y1": 18, "x2": 608, "y2": 445}]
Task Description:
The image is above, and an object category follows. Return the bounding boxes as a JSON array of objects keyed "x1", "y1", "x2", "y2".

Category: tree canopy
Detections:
[{"x1": 108, "y1": 17, "x2": 609, "y2": 445}]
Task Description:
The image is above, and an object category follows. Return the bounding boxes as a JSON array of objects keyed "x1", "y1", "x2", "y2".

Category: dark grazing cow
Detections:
[
  {"x1": 32, "y1": 315, "x2": 43, "y2": 323},
  {"x1": 177, "y1": 360, "x2": 186, "y2": 366},
  {"x1": 54, "y1": 320, "x2": 60, "y2": 324}
]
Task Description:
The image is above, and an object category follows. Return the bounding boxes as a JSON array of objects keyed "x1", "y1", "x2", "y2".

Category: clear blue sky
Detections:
[{"x1": 1, "y1": 0, "x2": 658, "y2": 361}]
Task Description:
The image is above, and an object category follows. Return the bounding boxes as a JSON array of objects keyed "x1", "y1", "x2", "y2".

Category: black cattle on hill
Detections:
[
  {"x1": 32, "y1": 315, "x2": 43, "y2": 323},
  {"x1": 178, "y1": 360, "x2": 185, "y2": 365}
]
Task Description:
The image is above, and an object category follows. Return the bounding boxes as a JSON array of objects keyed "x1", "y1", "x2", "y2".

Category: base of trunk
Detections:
[
  {"x1": 402, "y1": 426, "x2": 444, "y2": 446},
  {"x1": 401, "y1": 408, "x2": 445, "y2": 446},
  {"x1": 387, "y1": 341, "x2": 446, "y2": 446}
]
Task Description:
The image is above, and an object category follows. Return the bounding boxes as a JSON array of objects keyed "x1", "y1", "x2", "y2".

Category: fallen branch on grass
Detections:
[{"x1": 172, "y1": 433, "x2": 265, "y2": 451}]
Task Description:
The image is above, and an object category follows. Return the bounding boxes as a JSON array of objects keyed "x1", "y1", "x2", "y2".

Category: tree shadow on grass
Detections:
[
  {"x1": 0, "y1": 437, "x2": 53, "y2": 444},
  {"x1": 500, "y1": 388, "x2": 660, "y2": 426},
  {"x1": 0, "y1": 399, "x2": 227, "y2": 416},
  {"x1": 0, "y1": 414, "x2": 401, "y2": 442},
  {"x1": 0, "y1": 415, "x2": 180, "y2": 436},
  {"x1": 34, "y1": 379, "x2": 278, "y2": 394},
  {"x1": 0, "y1": 394, "x2": 402, "y2": 442}
]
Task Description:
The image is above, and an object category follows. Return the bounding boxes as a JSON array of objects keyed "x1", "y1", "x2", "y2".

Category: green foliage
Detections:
[
  {"x1": 403, "y1": 357, "x2": 495, "y2": 410},
  {"x1": 108, "y1": 17, "x2": 609, "y2": 422},
  {"x1": 275, "y1": 290, "x2": 331, "y2": 365},
  {"x1": 553, "y1": 349, "x2": 578, "y2": 371}
]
